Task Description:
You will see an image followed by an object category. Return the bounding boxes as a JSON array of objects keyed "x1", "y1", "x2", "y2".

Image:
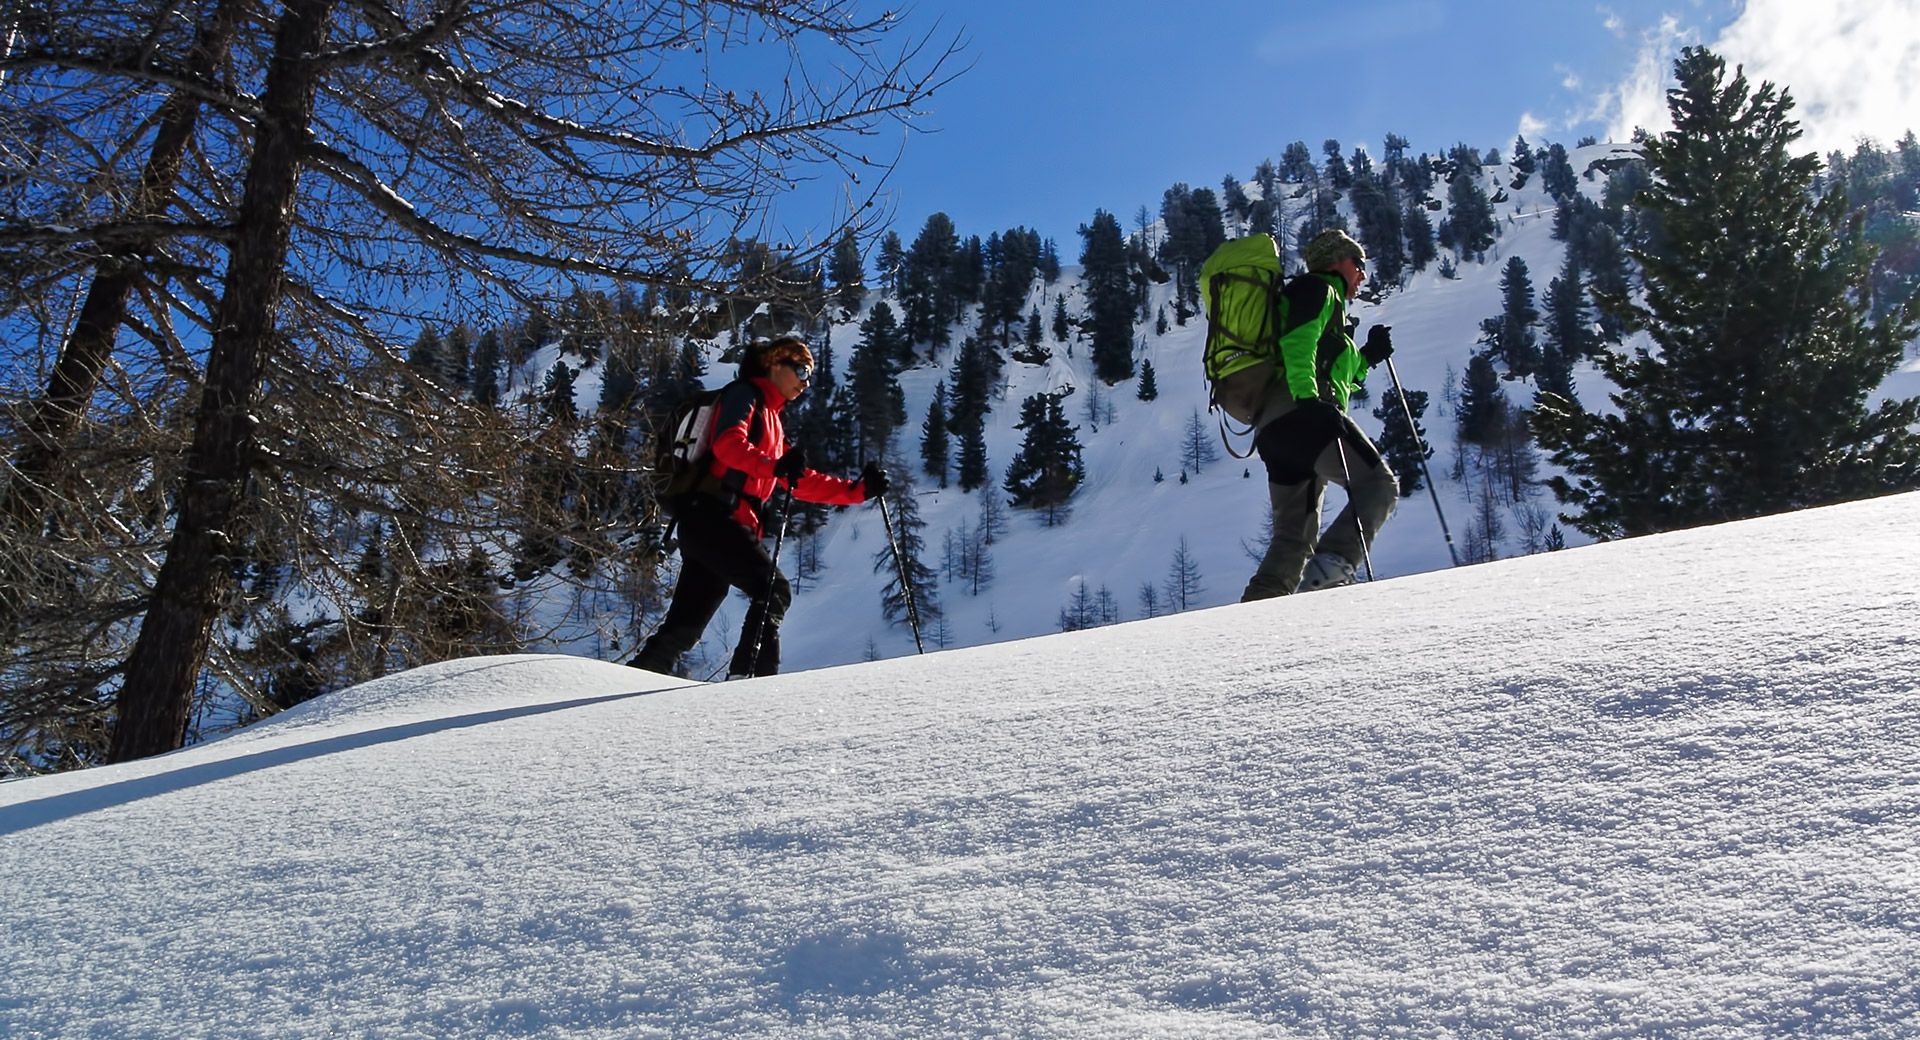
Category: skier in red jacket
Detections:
[{"x1": 629, "y1": 337, "x2": 887, "y2": 678}]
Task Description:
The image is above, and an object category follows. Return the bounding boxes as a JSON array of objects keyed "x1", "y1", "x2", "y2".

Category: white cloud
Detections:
[
  {"x1": 1594, "y1": 0, "x2": 1920, "y2": 151},
  {"x1": 1597, "y1": 15, "x2": 1697, "y2": 141},
  {"x1": 1709, "y1": 0, "x2": 1920, "y2": 153}
]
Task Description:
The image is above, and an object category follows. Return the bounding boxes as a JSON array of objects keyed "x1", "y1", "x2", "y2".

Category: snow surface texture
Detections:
[{"x1": 5, "y1": 492, "x2": 1920, "y2": 1038}]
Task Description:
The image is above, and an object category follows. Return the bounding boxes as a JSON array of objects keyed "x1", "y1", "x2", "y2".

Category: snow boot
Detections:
[{"x1": 1296, "y1": 551, "x2": 1356, "y2": 593}]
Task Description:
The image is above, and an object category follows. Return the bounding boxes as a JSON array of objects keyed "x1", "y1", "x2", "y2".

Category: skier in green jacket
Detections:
[{"x1": 1242, "y1": 229, "x2": 1399, "y2": 599}]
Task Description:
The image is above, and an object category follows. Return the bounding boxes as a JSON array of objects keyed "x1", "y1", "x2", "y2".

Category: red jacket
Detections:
[{"x1": 707, "y1": 376, "x2": 866, "y2": 538}]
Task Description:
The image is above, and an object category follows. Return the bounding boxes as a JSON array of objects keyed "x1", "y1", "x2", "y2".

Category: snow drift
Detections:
[{"x1": 4, "y1": 491, "x2": 1919, "y2": 1037}]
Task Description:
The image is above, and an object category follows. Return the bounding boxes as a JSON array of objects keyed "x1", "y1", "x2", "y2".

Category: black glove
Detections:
[
  {"x1": 1361, "y1": 325, "x2": 1394, "y2": 367},
  {"x1": 860, "y1": 462, "x2": 890, "y2": 502},
  {"x1": 1294, "y1": 397, "x2": 1341, "y2": 424},
  {"x1": 773, "y1": 443, "x2": 808, "y2": 483}
]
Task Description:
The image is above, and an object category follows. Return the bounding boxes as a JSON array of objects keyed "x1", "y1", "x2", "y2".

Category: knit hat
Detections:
[
  {"x1": 743, "y1": 336, "x2": 813, "y2": 378},
  {"x1": 1301, "y1": 229, "x2": 1366, "y2": 273}
]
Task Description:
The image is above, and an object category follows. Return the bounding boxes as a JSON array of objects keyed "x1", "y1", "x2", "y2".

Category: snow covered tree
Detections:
[{"x1": 1535, "y1": 47, "x2": 1920, "y2": 539}]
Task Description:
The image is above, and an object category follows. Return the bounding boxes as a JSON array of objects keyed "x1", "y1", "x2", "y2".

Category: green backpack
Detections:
[{"x1": 1199, "y1": 234, "x2": 1288, "y2": 430}]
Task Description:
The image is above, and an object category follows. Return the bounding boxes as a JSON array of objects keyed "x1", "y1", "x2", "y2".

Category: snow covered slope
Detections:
[{"x1": 5, "y1": 490, "x2": 1918, "y2": 1037}]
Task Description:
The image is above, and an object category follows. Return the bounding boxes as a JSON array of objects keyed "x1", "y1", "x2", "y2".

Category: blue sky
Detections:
[{"x1": 825, "y1": 0, "x2": 1918, "y2": 252}]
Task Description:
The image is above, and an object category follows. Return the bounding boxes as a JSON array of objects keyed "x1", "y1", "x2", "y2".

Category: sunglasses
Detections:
[
  {"x1": 1351, "y1": 256, "x2": 1367, "y2": 274},
  {"x1": 782, "y1": 360, "x2": 813, "y2": 381}
]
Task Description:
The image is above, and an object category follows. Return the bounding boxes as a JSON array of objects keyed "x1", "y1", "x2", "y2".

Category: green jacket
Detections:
[{"x1": 1276, "y1": 272, "x2": 1367, "y2": 409}]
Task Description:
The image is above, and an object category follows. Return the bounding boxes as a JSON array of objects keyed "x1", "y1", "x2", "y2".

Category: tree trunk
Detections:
[
  {"x1": 0, "y1": 0, "x2": 237, "y2": 624},
  {"x1": 109, "y1": 0, "x2": 332, "y2": 764},
  {"x1": 2, "y1": 0, "x2": 237, "y2": 531}
]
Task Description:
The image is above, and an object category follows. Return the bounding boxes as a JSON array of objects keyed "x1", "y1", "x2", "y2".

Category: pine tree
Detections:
[
  {"x1": 946, "y1": 335, "x2": 993, "y2": 440},
  {"x1": 1542, "y1": 142, "x2": 1579, "y2": 201},
  {"x1": 1536, "y1": 48, "x2": 1920, "y2": 538},
  {"x1": 1181, "y1": 408, "x2": 1220, "y2": 473},
  {"x1": 869, "y1": 469, "x2": 938, "y2": 628},
  {"x1": 876, "y1": 231, "x2": 906, "y2": 296},
  {"x1": 1003, "y1": 390, "x2": 1085, "y2": 525},
  {"x1": 1162, "y1": 536, "x2": 1205, "y2": 611},
  {"x1": 1405, "y1": 199, "x2": 1437, "y2": 272},
  {"x1": 1372, "y1": 385, "x2": 1433, "y2": 496},
  {"x1": 541, "y1": 360, "x2": 578, "y2": 423},
  {"x1": 901, "y1": 212, "x2": 960, "y2": 353},
  {"x1": 920, "y1": 382, "x2": 950, "y2": 487},
  {"x1": 1058, "y1": 578, "x2": 1096, "y2": 632},
  {"x1": 1079, "y1": 209, "x2": 1136, "y2": 383},
  {"x1": 1456, "y1": 351, "x2": 1507, "y2": 444},
  {"x1": 471, "y1": 328, "x2": 503, "y2": 408},
  {"x1": 849, "y1": 302, "x2": 908, "y2": 460},
  {"x1": 828, "y1": 229, "x2": 865, "y2": 318},
  {"x1": 1137, "y1": 358, "x2": 1159, "y2": 401},
  {"x1": 1442, "y1": 171, "x2": 1496, "y2": 259},
  {"x1": 1485, "y1": 256, "x2": 1541, "y2": 376},
  {"x1": 956, "y1": 422, "x2": 989, "y2": 492}
]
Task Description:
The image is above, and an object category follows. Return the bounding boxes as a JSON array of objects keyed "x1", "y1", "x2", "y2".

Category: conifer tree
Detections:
[
  {"x1": 1372, "y1": 385, "x2": 1433, "y2": 496},
  {"x1": 1181, "y1": 409, "x2": 1220, "y2": 473},
  {"x1": 876, "y1": 231, "x2": 906, "y2": 296},
  {"x1": 849, "y1": 303, "x2": 908, "y2": 460},
  {"x1": 1137, "y1": 359, "x2": 1159, "y2": 401},
  {"x1": 956, "y1": 422, "x2": 990, "y2": 492},
  {"x1": 829, "y1": 230, "x2": 865, "y2": 318},
  {"x1": 946, "y1": 335, "x2": 993, "y2": 439},
  {"x1": 1542, "y1": 142, "x2": 1579, "y2": 201},
  {"x1": 1004, "y1": 390, "x2": 1084, "y2": 525},
  {"x1": 901, "y1": 212, "x2": 960, "y2": 353},
  {"x1": 1281, "y1": 141, "x2": 1315, "y2": 182},
  {"x1": 1457, "y1": 352, "x2": 1508, "y2": 444},
  {"x1": 1441, "y1": 171, "x2": 1497, "y2": 260},
  {"x1": 1079, "y1": 210, "x2": 1136, "y2": 383},
  {"x1": 542, "y1": 360, "x2": 578, "y2": 424},
  {"x1": 1405, "y1": 200, "x2": 1438, "y2": 272},
  {"x1": 1535, "y1": 47, "x2": 1920, "y2": 538},
  {"x1": 1163, "y1": 536, "x2": 1205, "y2": 611},
  {"x1": 921, "y1": 382, "x2": 950, "y2": 487},
  {"x1": 1483, "y1": 256, "x2": 1541, "y2": 376},
  {"x1": 471, "y1": 329, "x2": 504, "y2": 408},
  {"x1": 869, "y1": 468, "x2": 938, "y2": 628}
]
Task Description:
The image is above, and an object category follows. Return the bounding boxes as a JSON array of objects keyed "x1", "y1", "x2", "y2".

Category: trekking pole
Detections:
[
  {"x1": 1385, "y1": 357, "x2": 1461, "y2": 568},
  {"x1": 742, "y1": 487, "x2": 792, "y2": 677},
  {"x1": 1331, "y1": 434, "x2": 1377, "y2": 583},
  {"x1": 876, "y1": 491, "x2": 925, "y2": 655}
]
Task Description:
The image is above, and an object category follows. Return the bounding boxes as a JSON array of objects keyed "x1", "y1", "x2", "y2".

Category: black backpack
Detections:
[
  {"x1": 650, "y1": 385, "x2": 728, "y2": 509},
  {"x1": 647, "y1": 381, "x2": 764, "y2": 548}
]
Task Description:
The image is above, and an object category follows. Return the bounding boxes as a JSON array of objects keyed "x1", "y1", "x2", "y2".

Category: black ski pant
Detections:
[{"x1": 634, "y1": 496, "x2": 790, "y2": 677}]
